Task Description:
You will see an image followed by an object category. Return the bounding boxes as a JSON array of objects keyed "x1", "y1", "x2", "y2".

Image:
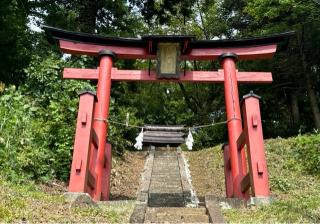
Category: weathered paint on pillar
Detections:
[
  {"x1": 93, "y1": 50, "x2": 115, "y2": 201},
  {"x1": 219, "y1": 53, "x2": 247, "y2": 198}
]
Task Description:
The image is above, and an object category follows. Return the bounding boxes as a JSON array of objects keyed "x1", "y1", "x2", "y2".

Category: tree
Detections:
[{"x1": 0, "y1": 0, "x2": 31, "y2": 84}]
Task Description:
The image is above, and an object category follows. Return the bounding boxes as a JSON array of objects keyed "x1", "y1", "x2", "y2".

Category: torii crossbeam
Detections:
[{"x1": 45, "y1": 26, "x2": 293, "y2": 202}]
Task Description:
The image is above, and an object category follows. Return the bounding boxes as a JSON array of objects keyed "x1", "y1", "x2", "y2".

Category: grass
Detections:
[
  {"x1": 187, "y1": 133, "x2": 320, "y2": 223},
  {"x1": 0, "y1": 133, "x2": 319, "y2": 222},
  {"x1": 0, "y1": 177, "x2": 135, "y2": 222}
]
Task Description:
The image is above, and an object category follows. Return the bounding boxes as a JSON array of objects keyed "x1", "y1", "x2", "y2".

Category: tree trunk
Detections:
[
  {"x1": 299, "y1": 26, "x2": 320, "y2": 129},
  {"x1": 178, "y1": 83, "x2": 202, "y2": 113},
  {"x1": 304, "y1": 68, "x2": 320, "y2": 129},
  {"x1": 77, "y1": 0, "x2": 98, "y2": 33},
  {"x1": 290, "y1": 90, "x2": 300, "y2": 127}
]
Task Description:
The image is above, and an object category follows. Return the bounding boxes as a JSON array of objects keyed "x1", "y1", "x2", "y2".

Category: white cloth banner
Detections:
[
  {"x1": 134, "y1": 128, "x2": 144, "y2": 150},
  {"x1": 185, "y1": 128, "x2": 194, "y2": 150}
]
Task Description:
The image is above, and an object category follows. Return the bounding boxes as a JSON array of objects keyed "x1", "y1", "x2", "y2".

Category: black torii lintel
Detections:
[{"x1": 43, "y1": 25, "x2": 294, "y2": 55}]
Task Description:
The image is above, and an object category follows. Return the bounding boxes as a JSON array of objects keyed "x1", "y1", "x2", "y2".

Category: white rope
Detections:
[
  {"x1": 96, "y1": 117, "x2": 240, "y2": 150},
  {"x1": 106, "y1": 117, "x2": 240, "y2": 130}
]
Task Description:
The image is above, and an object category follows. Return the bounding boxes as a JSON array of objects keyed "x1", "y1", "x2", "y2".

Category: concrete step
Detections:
[
  {"x1": 150, "y1": 180, "x2": 181, "y2": 184},
  {"x1": 145, "y1": 207, "x2": 209, "y2": 223},
  {"x1": 152, "y1": 162, "x2": 178, "y2": 165},
  {"x1": 151, "y1": 172, "x2": 180, "y2": 176},
  {"x1": 149, "y1": 187, "x2": 183, "y2": 193},
  {"x1": 150, "y1": 178, "x2": 181, "y2": 183},
  {"x1": 146, "y1": 207, "x2": 207, "y2": 215},
  {"x1": 148, "y1": 193, "x2": 185, "y2": 207},
  {"x1": 153, "y1": 162, "x2": 178, "y2": 165},
  {"x1": 151, "y1": 174, "x2": 180, "y2": 177}
]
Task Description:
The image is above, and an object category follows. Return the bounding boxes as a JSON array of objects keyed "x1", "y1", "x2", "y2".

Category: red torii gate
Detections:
[{"x1": 45, "y1": 26, "x2": 292, "y2": 202}]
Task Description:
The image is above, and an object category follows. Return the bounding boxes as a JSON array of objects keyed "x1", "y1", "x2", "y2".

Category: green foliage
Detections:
[
  {"x1": 0, "y1": 52, "x2": 146, "y2": 182},
  {"x1": 223, "y1": 133, "x2": 320, "y2": 223},
  {"x1": 0, "y1": 53, "x2": 93, "y2": 182},
  {"x1": 193, "y1": 125, "x2": 227, "y2": 149},
  {"x1": 292, "y1": 133, "x2": 320, "y2": 175},
  {"x1": 0, "y1": 86, "x2": 52, "y2": 181},
  {"x1": 0, "y1": 0, "x2": 31, "y2": 83}
]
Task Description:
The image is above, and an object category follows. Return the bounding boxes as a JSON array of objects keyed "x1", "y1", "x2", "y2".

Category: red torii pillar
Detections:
[
  {"x1": 219, "y1": 53, "x2": 248, "y2": 199},
  {"x1": 67, "y1": 50, "x2": 115, "y2": 201},
  {"x1": 92, "y1": 50, "x2": 115, "y2": 201}
]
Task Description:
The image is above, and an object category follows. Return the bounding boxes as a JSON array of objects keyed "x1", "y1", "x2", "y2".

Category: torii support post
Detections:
[
  {"x1": 219, "y1": 53, "x2": 247, "y2": 199},
  {"x1": 222, "y1": 143, "x2": 233, "y2": 198},
  {"x1": 68, "y1": 91, "x2": 96, "y2": 195},
  {"x1": 240, "y1": 93, "x2": 270, "y2": 202},
  {"x1": 92, "y1": 50, "x2": 115, "y2": 201}
]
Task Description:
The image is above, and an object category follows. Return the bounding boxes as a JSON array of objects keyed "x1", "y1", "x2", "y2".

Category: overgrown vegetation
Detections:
[
  {"x1": 187, "y1": 133, "x2": 320, "y2": 222},
  {"x1": 0, "y1": 177, "x2": 134, "y2": 222}
]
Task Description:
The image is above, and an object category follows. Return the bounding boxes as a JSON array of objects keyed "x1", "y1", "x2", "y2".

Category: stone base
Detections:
[
  {"x1": 247, "y1": 196, "x2": 273, "y2": 207},
  {"x1": 63, "y1": 192, "x2": 95, "y2": 206},
  {"x1": 205, "y1": 195, "x2": 245, "y2": 209},
  {"x1": 205, "y1": 195, "x2": 273, "y2": 209}
]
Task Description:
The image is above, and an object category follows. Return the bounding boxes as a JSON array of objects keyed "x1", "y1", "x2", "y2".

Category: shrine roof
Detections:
[{"x1": 44, "y1": 25, "x2": 294, "y2": 52}]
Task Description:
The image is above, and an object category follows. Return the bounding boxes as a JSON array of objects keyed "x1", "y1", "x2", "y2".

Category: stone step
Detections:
[
  {"x1": 149, "y1": 186, "x2": 183, "y2": 192},
  {"x1": 154, "y1": 155, "x2": 177, "y2": 158},
  {"x1": 145, "y1": 213, "x2": 209, "y2": 223},
  {"x1": 151, "y1": 172, "x2": 180, "y2": 176},
  {"x1": 153, "y1": 165, "x2": 178, "y2": 167},
  {"x1": 152, "y1": 165, "x2": 179, "y2": 168},
  {"x1": 149, "y1": 185, "x2": 182, "y2": 190},
  {"x1": 151, "y1": 178, "x2": 180, "y2": 182},
  {"x1": 153, "y1": 161, "x2": 178, "y2": 164},
  {"x1": 150, "y1": 179, "x2": 181, "y2": 183},
  {"x1": 152, "y1": 165, "x2": 178, "y2": 167},
  {"x1": 153, "y1": 161, "x2": 178, "y2": 165},
  {"x1": 152, "y1": 172, "x2": 180, "y2": 175},
  {"x1": 145, "y1": 207, "x2": 209, "y2": 223},
  {"x1": 146, "y1": 207, "x2": 207, "y2": 215},
  {"x1": 154, "y1": 154, "x2": 177, "y2": 157},
  {"x1": 152, "y1": 166, "x2": 179, "y2": 169},
  {"x1": 151, "y1": 170, "x2": 180, "y2": 175},
  {"x1": 150, "y1": 178, "x2": 181, "y2": 183},
  {"x1": 149, "y1": 188, "x2": 183, "y2": 193},
  {"x1": 148, "y1": 193, "x2": 185, "y2": 207}
]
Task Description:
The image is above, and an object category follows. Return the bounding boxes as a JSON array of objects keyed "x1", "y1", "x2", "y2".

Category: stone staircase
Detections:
[
  {"x1": 148, "y1": 148, "x2": 185, "y2": 207},
  {"x1": 130, "y1": 146, "x2": 215, "y2": 223}
]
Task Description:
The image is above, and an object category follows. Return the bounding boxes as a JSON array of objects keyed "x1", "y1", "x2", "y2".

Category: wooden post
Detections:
[
  {"x1": 93, "y1": 50, "x2": 115, "y2": 201},
  {"x1": 219, "y1": 53, "x2": 247, "y2": 199},
  {"x1": 68, "y1": 91, "x2": 96, "y2": 195}
]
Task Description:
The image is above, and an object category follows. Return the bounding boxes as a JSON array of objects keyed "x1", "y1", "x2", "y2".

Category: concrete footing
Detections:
[
  {"x1": 247, "y1": 196, "x2": 273, "y2": 207},
  {"x1": 63, "y1": 192, "x2": 95, "y2": 206}
]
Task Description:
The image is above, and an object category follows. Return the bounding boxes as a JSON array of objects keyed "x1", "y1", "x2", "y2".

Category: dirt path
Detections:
[{"x1": 110, "y1": 151, "x2": 147, "y2": 200}]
